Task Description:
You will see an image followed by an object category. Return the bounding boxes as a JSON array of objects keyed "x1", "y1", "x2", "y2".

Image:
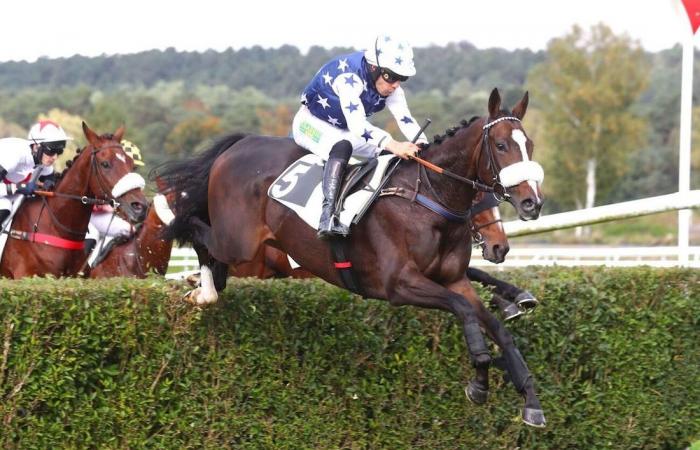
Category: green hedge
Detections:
[{"x1": 0, "y1": 267, "x2": 698, "y2": 449}]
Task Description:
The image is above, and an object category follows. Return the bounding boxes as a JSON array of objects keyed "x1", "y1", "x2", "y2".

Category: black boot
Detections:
[
  {"x1": 84, "y1": 238, "x2": 97, "y2": 256},
  {"x1": 0, "y1": 209, "x2": 10, "y2": 228},
  {"x1": 317, "y1": 158, "x2": 349, "y2": 239}
]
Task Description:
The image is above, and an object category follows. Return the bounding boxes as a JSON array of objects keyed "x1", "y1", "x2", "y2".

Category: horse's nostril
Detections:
[{"x1": 521, "y1": 199, "x2": 535, "y2": 212}]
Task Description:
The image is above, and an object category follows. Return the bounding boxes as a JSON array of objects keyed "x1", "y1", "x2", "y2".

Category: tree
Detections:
[
  {"x1": 528, "y1": 24, "x2": 650, "y2": 215},
  {"x1": 164, "y1": 115, "x2": 223, "y2": 159}
]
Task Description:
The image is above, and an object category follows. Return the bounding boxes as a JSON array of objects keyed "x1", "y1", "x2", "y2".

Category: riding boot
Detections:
[
  {"x1": 84, "y1": 238, "x2": 97, "y2": 256},
  {"x1": 317, "y1": 158, "x2": 349, "y2": 239},
  {"x1": 0, "y1": 209, "x2": 10, "y2": 228}
]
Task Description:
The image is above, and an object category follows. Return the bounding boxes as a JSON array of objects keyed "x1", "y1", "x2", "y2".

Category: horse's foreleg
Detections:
[
  {"x1": 466, "y1": 267, "x2": 538, "y2": 310},
  {"x1": 448, "y1": 278, "x2": 545, "y2": 428},
  {"x1": 388, "y1": 269, "x2": 491, "y2": 398}
]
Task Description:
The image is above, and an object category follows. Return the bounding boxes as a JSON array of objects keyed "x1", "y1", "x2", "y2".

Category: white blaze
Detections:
[{"x1": 510, "y1": 129, "x2": 540, "y2": 202}]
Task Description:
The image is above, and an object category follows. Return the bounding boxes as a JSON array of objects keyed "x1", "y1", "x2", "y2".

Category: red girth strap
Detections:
[
  {"x1": 334, "y1": 261, "x2": 352, "y2": 269},
  {"x1": 9, "y1": 230, "x2": 85, "y2": 250}
]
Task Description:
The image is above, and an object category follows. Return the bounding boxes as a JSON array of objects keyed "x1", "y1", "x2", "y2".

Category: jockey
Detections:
[
  {"x1": 293, "y1": 34, "x2": 428, "y2": 239},
  {"x1": 0, "y1": 120, "x2": 71, "y2": 226},
  {"x1": 84, "y1": 139, "x2": 145, "y2": 259}
]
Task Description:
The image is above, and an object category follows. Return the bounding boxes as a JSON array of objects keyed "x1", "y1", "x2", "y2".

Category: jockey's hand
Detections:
[
  {"x1": 385, "y1": 139, "x2": 420, "y2": 160},
  {"x1": 16, "y1": 181, "x2": 37, "y2": 196},
  {"x1": 40, "y1": 178, "x2": 56, "y2": 191}
]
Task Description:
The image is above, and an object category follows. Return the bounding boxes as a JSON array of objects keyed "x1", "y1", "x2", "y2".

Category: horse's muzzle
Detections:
[
  {"x1": 518, "y1": 197, "x2": 543, "y2": 221},
  {"x1": 123, "y1": 200, "x2": 148, "y2": 223}
]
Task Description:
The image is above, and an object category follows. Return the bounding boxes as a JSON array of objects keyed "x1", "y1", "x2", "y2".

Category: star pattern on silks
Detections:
[
  {"x1": 322, "y1": 72, "x2": 333, "y2": 85},
  {"x1": 300, "y1": 93, "x2": 308, "y2": 104},
  {"x1": 362, "y1": 79, "x2": 368, "y2": 92},
  {"x1": 317, "y1": 95, "x2": 330, "y2": 109},
  {"x1": 361, "y1": 129, "x2": 373, "y2": 142},
  {"x1": 337, "y1": 58, "x2": 349, "y2": 71},
  {"x1": 401, "y1": 116, "x2": 413, "y2": 124},
  {"x1": 327, "y1": 115, "x2": 340, "y2": 126},
  {"x1": 395, "y1": 57, "x2": 403, "y2": 66},
  {"x1": 344, "y1": 75, "x2": 357, "y2": 87},
  {"x1": 346, "y1": 102, "x2": 359, "y2": 113}
]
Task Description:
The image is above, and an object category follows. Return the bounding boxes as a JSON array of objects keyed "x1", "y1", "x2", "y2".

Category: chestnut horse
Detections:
[
  {"x1": 88, "y1": 192, "x2": 174, "y2": 278},
  {"x1": 0, "y1": 123, "x2": 148, "y2": 278},
  {"x1": 160, "y1": 89, "x2": 546, "y2": 426}
]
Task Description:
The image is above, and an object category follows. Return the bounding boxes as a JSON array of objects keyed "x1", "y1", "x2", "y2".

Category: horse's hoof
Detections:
[
  {"x1": 522, "y1": 408, "x2": 546, "y2": 428},
  {"x1": 502, "y1": 303, "x2": 524, "y2": 321},
  {"x1": 515, "y1": 291, "x2": 539, "y2": 310},
  {"x1": 185, "y1": 273, "x2": 201, "y2": 287},
  {"x1": 182, "y1": 289, "x2": 198, "y2": 305},
  {"x1": 464, "y1": 381, "x2": 489, "y2": 405}
]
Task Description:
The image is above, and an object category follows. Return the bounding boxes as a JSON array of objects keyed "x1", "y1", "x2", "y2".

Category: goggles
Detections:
[
  {"x1": 381, "y1": 68, "x2": 409, "y2": 84},
  {"x1": 41, "y1": 141, "x2": 66, "y2": 156}
]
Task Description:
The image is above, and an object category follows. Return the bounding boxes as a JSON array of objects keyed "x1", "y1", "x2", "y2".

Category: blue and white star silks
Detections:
[{"x1": 300, "y1": 51, "x2": 427, "y2": 151}]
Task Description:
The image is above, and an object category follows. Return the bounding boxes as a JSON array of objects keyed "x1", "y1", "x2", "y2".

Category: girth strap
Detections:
[
  {"x1": 379, "y1": 187, "x2": 470, "y2": 223},
  {"x1": 9, "y1": 229, "x2": 85, "y2": 250},
  {"x1": 328, "y1": 237, "x2": 364, "y2": 297}
]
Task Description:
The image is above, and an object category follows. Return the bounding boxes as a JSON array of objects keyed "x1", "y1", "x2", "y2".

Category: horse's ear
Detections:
[
  {"x1": 114, "y1": 125, "x2": 125, "y2": 143},
  {"x1": 82, "y1": 121, "x2": 101, "y2": 147},
  {"x1": 488, "y1": 88, "x2": 501, "y2": 118},
  {"x1": 512, "y1": 91, "x2": 529, "y2": 120}
]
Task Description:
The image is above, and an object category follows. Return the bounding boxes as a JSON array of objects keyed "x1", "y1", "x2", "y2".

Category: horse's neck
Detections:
[
  {"x1": 134, "y1": 209, "x2": 172, "y2": 273},
  {"x1": 57, "y1": 157, "x2": 95, "y2": 198},
  {"x1": 417, "y1": 124, "x2": 482, "y2": 210}
]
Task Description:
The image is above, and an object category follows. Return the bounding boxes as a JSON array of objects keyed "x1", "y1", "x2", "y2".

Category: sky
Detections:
[{"x1": 0, "y1": 0, "x2": 696, "y2": 62}]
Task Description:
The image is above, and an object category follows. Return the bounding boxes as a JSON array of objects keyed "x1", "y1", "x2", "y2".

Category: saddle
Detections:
[{"x1": 268, "y1": 153, "x2": 395, "y2": 233}]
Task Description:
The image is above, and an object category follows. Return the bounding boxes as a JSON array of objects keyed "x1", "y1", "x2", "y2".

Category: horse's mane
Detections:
[{"x1": 426, "y1": 116, "x2": 481, "y2": 148}]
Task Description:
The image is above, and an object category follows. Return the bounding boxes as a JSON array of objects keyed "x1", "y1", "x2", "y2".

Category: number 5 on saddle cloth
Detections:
[{"x1": 268, "y1": 153, "x2": 396, "y2": 233}]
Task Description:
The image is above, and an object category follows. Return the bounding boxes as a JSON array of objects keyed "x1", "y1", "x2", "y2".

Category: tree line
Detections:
[{"x1": 0, "y1": 24, "x2": 697, "y2": 213}]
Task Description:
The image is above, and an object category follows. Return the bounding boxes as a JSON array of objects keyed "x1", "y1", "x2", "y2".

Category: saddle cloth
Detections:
[{"x1": 268, "y1": 153, "x2": 396, "y2": 231}]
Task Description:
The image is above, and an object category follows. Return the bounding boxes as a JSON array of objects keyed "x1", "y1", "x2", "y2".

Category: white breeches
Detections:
[
  {"x1": 87, "y1": 211, "x2": 133, "y2": 241},
  {"x1": 292, "y1": 106, "x2": 379, "y2": 160}
]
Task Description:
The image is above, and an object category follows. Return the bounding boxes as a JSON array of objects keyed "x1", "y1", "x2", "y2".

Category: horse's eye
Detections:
[
  {"x1": 496, "y1": 143, "x2": 506, "y2": 152},
  {"x1": 100, "y1": 161, "x2": 111, "y2": 168}
]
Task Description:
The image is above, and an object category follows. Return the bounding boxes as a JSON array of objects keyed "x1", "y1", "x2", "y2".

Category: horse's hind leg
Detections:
[
  {"x1": 448, "y1": 278, "x2": 546, "y2": 428},
  {"x1": 183, "y1": 221, "x2": 229, "y2": 306},
  {"x1": 467, "y1": 267, "x2": 538, "y2": 311}
]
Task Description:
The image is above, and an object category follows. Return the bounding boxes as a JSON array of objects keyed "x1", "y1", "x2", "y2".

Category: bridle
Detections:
[
  {"x1": 30, "y1": 142, "x2": 145, "y2": 239},
  {"x1": 468, "y1": 193, "x2": 502, "y2": 248}
]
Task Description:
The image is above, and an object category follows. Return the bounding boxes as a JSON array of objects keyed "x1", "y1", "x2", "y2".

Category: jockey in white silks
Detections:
[
  {"x1": 292, "y1": 34, "x2": 428, "y2": 239},
  {"x1": 0, "y1": 120, "x2": 70, "y2": 229}
]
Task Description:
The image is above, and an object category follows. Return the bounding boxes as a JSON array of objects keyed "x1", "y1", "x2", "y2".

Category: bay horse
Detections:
[
  {"x1": 221, "y1": 189, "x2": 538, "y2": 321},
  {"x1": 160, "y1": 88, "x2": 547, "y2": 426},
  {"x1": 0, "y1": 123, "x2": 148, "y2": 278}
]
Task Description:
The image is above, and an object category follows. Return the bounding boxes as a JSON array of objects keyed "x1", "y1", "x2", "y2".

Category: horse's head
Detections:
[
  {"x1": 76, "y1": 122, "x2": 149, "y2": 223},
  {"x1": 470, "y1": 191, "x2": 509, "y2": 263},
  {"x1": 478, "y1": 88, "x2": 544, "y2": 220}
]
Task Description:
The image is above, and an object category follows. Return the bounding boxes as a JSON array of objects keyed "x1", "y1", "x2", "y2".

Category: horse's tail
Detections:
[{"x1": 151, "y1": 133, "x2": 248, "y2": 245}]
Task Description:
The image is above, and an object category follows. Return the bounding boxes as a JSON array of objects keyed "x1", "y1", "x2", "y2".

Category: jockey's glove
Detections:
[
  {"x1": 39, "y1": 175, "x2": 56, "y2": 191},
  {"x1": 16, "y1": 181, "x2": 37, "y2": 196}
]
